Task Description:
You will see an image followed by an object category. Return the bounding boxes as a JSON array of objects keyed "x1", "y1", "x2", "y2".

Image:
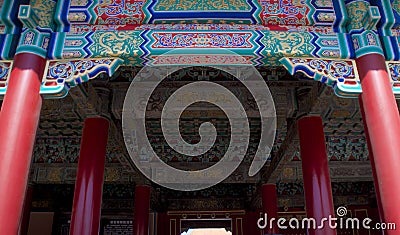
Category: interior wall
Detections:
[{"x1": 27, "y1": 212, "x2": 54, "y2": 235}]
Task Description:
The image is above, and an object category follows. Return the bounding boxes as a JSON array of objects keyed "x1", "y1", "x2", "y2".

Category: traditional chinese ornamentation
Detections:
[
  {"x1": 280, "y1": 57, "x2": 357, "y2": 86},
  {"x1": 345, "y1": 1, "x2": 369, "y2": 32},
  {"x1": 154, "y1": 0, "x2": 251, "y2": 11},
  {"x1": 0, "y1": 57, "x2": 125, "y2": 99},
  {"x1": 151, "y1": 54, "x2": 253, "y2": 66},
  {"x1": 326, "y1": 136, "x2": 369, "y2": 161},
  {"x1": 151, "y1": 32, "x2": 252, "y2": 48},
  {"x1": 89, "y1": 31, "x2": 144, "y2": 62},
  {"x1": 17, "y1": 28, "x2": 51, "y2": 58},
  {"x1": 29, "y1": 0, "x2": 57, "y2": 29},
  {"x1": 386, "y1": 61, "x2": 400, "y2": 94},
  {"x1": 62, "y1": 0, "x2": 334, "y2": 25},
  {"x1": 43, "y1": 58, "x2": 123, "y2": 97},
  {"x1": 0, "y1": 61, "x2": 12, "y2": 95},
  {"x1": 57, "y1": 28, "x2": 343, "y2": 67},
  {"x1": 260, "y1": 0, "x2": 335, "y2": 26}
]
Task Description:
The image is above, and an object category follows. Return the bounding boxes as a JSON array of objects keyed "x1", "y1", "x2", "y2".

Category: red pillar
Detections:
[
  {"x1": 156, "y1": 212, "x2": 167, "y2": 235},
  {"x1": 70, "y1": 117, "x2": 109, "y2": 235},
  {"x1": 298, "y1": 116, "x2": 336, "y2": 235},
  {"x1": 356, "y1": 54, "x2": 400, "y2": 232},
  {"x1": 261, "y1": 184, "x2": 279, "y2": 234},
  {"x1": 0, "y1": 53, "x2": 46, "y2": 235},
  {"x1": 358, "y1": 96, "x2": 385, "y2": 229},
  {"x1": 19, "y1": 186, "x2": 34, "y2": 235},
  {"x1": 133, "y1": 185, "x2": 150, "y2": 235}
]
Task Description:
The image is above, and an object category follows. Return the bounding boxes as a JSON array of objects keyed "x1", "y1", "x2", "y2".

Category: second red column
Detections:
[
  {"x1": 298, "y1": 116, "x2": 336, "y2": 235},
  {"x1": 262, "y1": 184, "x2": 279, "y2": 234},
  {"x1": 133, "y1": 185, "x2": 151, "y2": 235},
  {"x1": 70, "y1": 117, "x2": 110, "y2": 235}
]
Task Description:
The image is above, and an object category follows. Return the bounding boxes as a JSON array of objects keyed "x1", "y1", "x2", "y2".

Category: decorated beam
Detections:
[
  {"x1": 52, "y1": 27, "x2": 347, "y2": 65},
  {"x1": 57, "y1": 0, "x2": 335, "y2": 27},
  {"x1": 1, "y1": 56, "x2": 400, "y2": 99},
  {"x1": 2, "y1": 0, "x2": 400, "y2": 99}
]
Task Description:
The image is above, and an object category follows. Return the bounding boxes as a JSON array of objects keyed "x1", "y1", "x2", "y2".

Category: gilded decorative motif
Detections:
[
  {"x1": 30, "y1": 0, "x2": 57, "y2": 29},
  {"x1": 47, "y1": 168, "x2": 62, "y2": 182},
  {"x1": 105, "y1": 168, "x2": 121, "y2": 181},
  {"x1": 317, "y1": 12, "x2": 335, "y2": 22},
  {"x1": 89, "y1": 31, "x2": 144, "y2": 61},
  {"x1": 261, "y1": 31, "x2": 315, "y2": 64},
  {"x1": 345, "y1": 1, "x2": 369, "y2": 32},
  {"x1": 70, "y1": 0, "x2": 90, "y2": 6},
  {"x1": 314, "y1": 0, "x2": 333, "y2": 8},
  {"x1": 68, "y1": 12, "x2": 87, "y2": 22}
]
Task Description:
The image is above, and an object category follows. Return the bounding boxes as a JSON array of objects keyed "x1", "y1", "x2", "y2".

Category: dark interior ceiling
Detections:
[{"x1": 26, "y1": 66, "x2": 378, "y2": 212}]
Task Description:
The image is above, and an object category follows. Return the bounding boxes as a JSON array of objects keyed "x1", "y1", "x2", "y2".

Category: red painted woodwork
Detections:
[
  {"x1": 19, "y1": 186, "x2": 34, "y2": 235},
  {"x1": 356, "y1": 54, "x2": 400, "y2": 234},
  {"x1": 261, "y1": 184, "x2": 279, "y2": 234},
  {"x1": 298, "y1": 116, "x2": 336, "y2": 235},
  {"x1": 358, "y1": 96, "x2": 385, "y2": 234},
  {"x1": 0, "y1": 53, "x2": 46, "y2": 235},
  {"x1": 157, "y1": 212, "x2": 167, "y2": 235},
  {"x1": 133, "y1": 185, "x2": 150, "y2": 235},
  {"x1": 70, "y1": 117, "x2": 109, "y2": 235}
]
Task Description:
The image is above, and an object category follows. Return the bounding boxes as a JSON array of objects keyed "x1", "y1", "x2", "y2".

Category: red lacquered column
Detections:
[
  {"x1": 0, "y1": 53, "x2": 46, "y2": 235},
  {"x1": 70, "y1": 117, "x2": 109, "y2": 235},
  {"x1": 156, "y1": 212, "x2": 167, "y2": 235},
  {"x1": 298, "y1": 116, "x2": 336, "y2": 235},
  {"x1": 356, "y1": 54, "x2": 400, "y2": 232},
  {"x1": 262, "y1": 184, "x2": 279, "y2": 234},
  {"x1": 133, "y1": 185, "x2": 150, "y2": 235},
  {"x1": 358, "y1": 96, "x2": 385, "y2": 228},
  {"x1": 19, "y1": 185, "x2": 34, "y2": 235}
]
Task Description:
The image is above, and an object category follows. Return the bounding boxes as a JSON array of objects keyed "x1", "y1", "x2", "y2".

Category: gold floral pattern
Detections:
[{"x1": 30, "y1": 0, "x2": 56, "y2": 29}]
